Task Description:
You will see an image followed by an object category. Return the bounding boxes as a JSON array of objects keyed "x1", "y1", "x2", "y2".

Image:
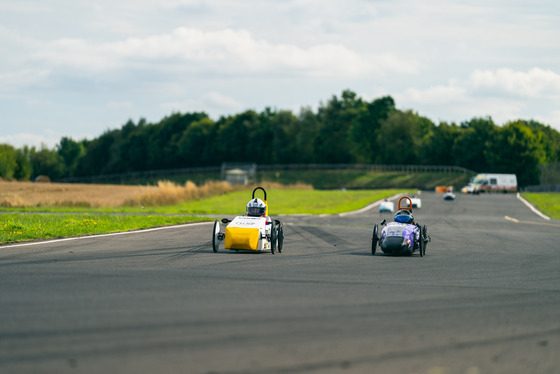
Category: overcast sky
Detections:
[{"x1": 1, "y1": 0, "x2": 559, "y2": 149}]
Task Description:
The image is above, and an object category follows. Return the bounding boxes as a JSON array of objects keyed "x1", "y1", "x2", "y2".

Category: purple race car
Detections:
[{"x1": 371, "y1": 196, "x2": 430, "y2": 256}]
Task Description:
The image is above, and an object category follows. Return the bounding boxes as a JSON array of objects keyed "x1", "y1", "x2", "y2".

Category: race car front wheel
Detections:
[
  {"x1": 212, "y1": 220, "x2": 220, "y2": 253},
  {"x1": 371, "y1": 224, "x2": 379, "y2": 255}
]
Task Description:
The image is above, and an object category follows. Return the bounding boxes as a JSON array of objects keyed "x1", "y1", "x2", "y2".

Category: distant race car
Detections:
[
  {"x1": 401, "y1": 195, "x2": 422, "y2": 208},
  {"x1": 461, "y1": 184, "x2": 474, "y2": 194},
  {"x1": 371, "y1": 196, "x2": 430, "y2": 257},
  {"x1": 443, "y1": 190, "x2": 456, "y2": 200},
  {"x1": 379, "y1": 199, "x2": 394, "y2": 213},
  {"x1": 212, "y1": 187, "x2": 284, "y2": 254}
]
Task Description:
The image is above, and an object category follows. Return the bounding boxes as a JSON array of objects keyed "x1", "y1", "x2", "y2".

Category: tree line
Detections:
[{"x1": 1, "y1": 90, "x2": 559, "y2": 187}]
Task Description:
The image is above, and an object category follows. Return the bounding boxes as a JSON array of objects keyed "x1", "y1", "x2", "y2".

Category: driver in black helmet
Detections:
[{"x1": 394, "y1": 209, "x2": 414, "y2": 224}]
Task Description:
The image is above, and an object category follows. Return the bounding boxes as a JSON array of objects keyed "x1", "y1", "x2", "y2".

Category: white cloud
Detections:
[
  {"x1": 34, "y1": 38, "x2": 122, "y2": 71},
  {"x1": 541, "y1": 110, "x2": 560, "y2": 129},
  {"x1": 395, "y1": 67, "x2": 560, "y2": 127},
  {"x1": 107, "y1": 101, "x2": 134, "y2": 109},
  {"x1": 0, "y1": 132, "x2": 59, "y2": 149},
  {"x1": 160, "y1": 92, "x2": 244, "y2": 117},
  {"x1": 399, "y1": 81, "x2": 466, "y2": 103},
  {"x1": 469, "y1": 68, "x2": 560, "y2": 98},
  {"x1": 32, "y1": 27, "x2": 413, "y2": 79},
  {"x1": 458, "y1": 98, "x2": 524, "y2": 125},
  {"x1": 0, "y1": 69, "x2": 50, "y2": 96},
  {"x1": 200, "y1": 92, "x2": 244, "y2": 111},
  {"x1": 399, "y1": 68, "x2": 560, "y2": 104}
]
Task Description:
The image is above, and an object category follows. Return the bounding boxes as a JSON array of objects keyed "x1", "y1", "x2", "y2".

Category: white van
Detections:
[{"x1": 465, "y1": 173, "x2": 518, "y2": 193}]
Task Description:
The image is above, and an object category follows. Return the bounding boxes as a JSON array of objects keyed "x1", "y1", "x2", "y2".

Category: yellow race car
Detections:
[{"x1": 212, "y1": 187, "x2": 284, "y2": 254}]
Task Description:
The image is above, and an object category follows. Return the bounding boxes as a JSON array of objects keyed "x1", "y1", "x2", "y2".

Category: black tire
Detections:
[
  {"x1": 422, "y1": 225, "x2": 428, "y2": 256},
  {"x1": 372, "y1": 224, "x2": 379, "y2": 255},
  {"x1": 270, "y1": 221, "x2": 276, "y2": 254},
  {"x1": 277, "y1": 222, "x2": 284, "y2": 253},
  {"x1": 212, "y1": 220, "x2": 220, "y2": 253},
  {"x1": 415, "y1": 224, "x2": 423, "y2": 257}
]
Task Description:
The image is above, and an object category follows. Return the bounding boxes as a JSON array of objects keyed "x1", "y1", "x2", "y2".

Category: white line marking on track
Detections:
[
  {"x1": 504, "y1": 215, "x2": 560, "y2": 227},
  {"x1": 517, "y1": 193, "x2": 551, "y2": 220},
  {"x1": 0, "y1": 221, "x2": 212, "y2": 249}
]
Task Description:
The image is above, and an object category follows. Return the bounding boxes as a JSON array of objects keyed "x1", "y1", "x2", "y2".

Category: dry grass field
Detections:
[
  {"x1": 0, "y1": 180, "x2": 309, "y2": 208},
  {"x1": 0, "y1": 181, "x2": 155, "y2": 207},
  {"x1": 0, "y1": 180, "x2": 236, "y2": 208}
]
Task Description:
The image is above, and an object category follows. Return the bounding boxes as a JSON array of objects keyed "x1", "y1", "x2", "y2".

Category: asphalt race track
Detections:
[{"x1": 1, "y1": 192, "x2": 559, "y2": 374}]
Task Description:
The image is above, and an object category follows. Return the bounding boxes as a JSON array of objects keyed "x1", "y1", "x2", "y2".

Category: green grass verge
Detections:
[
  {"x1": 259, "y1": 170, "x2": 471, "y2": 190},
  {"x1": 0, "y1": 214, "x2": 211, "y2": 244},
  {"x1": 520, "y1": 192, "x2": 560, "y2": 220},
  {"x1": 169, "y1": 188, "x2": 407, "y2": 215}
]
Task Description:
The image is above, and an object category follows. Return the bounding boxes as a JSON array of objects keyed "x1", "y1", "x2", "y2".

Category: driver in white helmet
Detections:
[{"x1": 246, "y1": 198, "x2": 267, "y2": 217}]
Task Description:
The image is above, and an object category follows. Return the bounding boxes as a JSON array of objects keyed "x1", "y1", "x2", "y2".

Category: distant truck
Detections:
[{"x1": 461, "y1": 173, "x2": 517, "y2": 194}]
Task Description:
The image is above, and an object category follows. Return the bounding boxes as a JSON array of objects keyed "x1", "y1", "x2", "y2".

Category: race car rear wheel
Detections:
[
  {"x1": 415, "y1": 223, "x2": 423, "y2": 257},
  {"x1": 277, "y1": 222, "x2": 284, "y2": 253},
  {"x1": 371, "y1": 224, "x2": 379, "y2": 255},
  {"x1": 212, "y1": 220, "x2": 220, "y2": 253},
  {"x1": 422, "y1": 225, "x2": 428, "y2": 255}
]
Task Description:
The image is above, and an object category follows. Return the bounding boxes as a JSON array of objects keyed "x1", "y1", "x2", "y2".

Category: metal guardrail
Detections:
[
  {"x1": 522, "y1": 162, "x2": 560, "y2": 191},
  {"x1": 523, "y1": 184, "x2": 560, "y2": 192},
  {"x1": 257, "y1": 164, "x2": 474, "y2": 174},
  {"x1": 538, "y1": 162, "x2": 560, "y2": 186},
  {"x1": 55, "y1": 163, "x2": 476, "y2": 184},
  {"x1": 57, "y1": 166, "x2": 221, "y2": 183}
]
